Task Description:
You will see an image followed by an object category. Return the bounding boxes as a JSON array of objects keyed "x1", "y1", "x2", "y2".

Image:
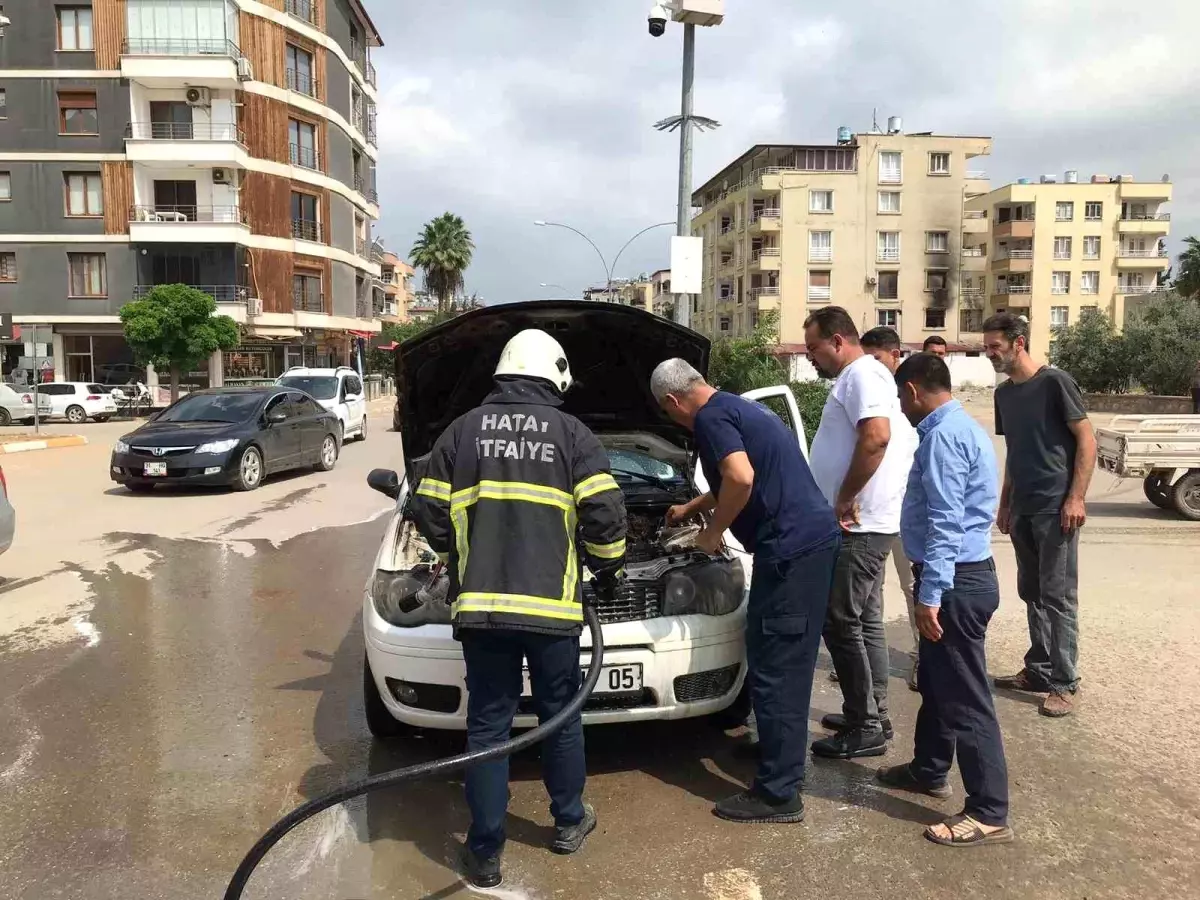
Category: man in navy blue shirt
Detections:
[
  {"x1": 651, "y1": 358, "x2": 839, "y2": 825},
  {"x1": 875, "y1": 352, "x2": 1013, "y2": 848}
]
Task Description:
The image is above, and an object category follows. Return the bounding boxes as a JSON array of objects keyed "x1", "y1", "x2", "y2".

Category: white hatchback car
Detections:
[
  {"x1": 361, "y1": 301, "x2": 810, "y2": 738},
  {"x1": 276, "y1": 367, "x2": 368, "y2": 442},
  {"x1": 36, "y1": 383, "x2": 118, "y2": 424}
]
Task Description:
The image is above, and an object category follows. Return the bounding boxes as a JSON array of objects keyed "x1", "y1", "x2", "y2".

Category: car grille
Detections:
[
  {"x1": 130, "y1": 446, "x2": 196, "y2": 458},
  {"x1": 673, "y1": 664, "x2": 741, "y2": 703},
  {"x1": 583, "y1": 581, "x2": 663, "y2": 625},
  {"x1": 519, "y1": 688, "x2": 655, "y2": 716}
]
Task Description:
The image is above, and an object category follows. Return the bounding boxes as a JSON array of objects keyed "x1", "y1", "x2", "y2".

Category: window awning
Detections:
[{"x1": 245, "y1": 327, "x2": 302, "y2": 340}]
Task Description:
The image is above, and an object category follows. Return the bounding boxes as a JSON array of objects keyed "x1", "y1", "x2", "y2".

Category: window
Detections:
[
  {"x1": 809, "y1": 190, "x2": 833, "y2": 213},
  {"x1": 1050, "y1": 306, "x2": 1069, "y2": 327},
  {"x1": 1055, "y1": 201, "x2": 1074, "y2": 221},
  {"x1": 876, "y1": 309, "x2": 899, "y2": 328},
  {"x1": 0, "y1": 253, "x2": 15, "y2": 282},
  {"x1": 125, "y1": 0, "x2": 229, "y2": 53},
  {"x1": 960, "y1": 309, "x2": 983, "y2": 332},
  {"x1": 878, "y1": 191, "x2": 901, "y2": 213},
  {"x1": 808, "y1": 270, "x2": 831, "y2": 301},
  {"x1": 1052, "y1": 271, "x2": 1071, "y2": 294},
  {"x1": 1085, "y1": 201, "x2": 1103, "y2": 221},
  {"x1": 57, "y1": 7, "x2": 94, "y2": 50},
  {"x1": 925, "y1": 270, "x2": 947, "y2": 292},
  {"x1": 58, "y1": 92, "x2": 98, "y2": 135},
  {"x1": 924, "y1": 309, "x2": 946, "y2": 329},
  {"x1": 1080, "y1": 305, "x2": 1099, "y2": 316},
  {"x1": 64, "y1": 173, "x2": 103, "y2": 216},
  {"x1": 286, "y1": 44, "x2": 315, "y2": 97},
  {"x1": 1080, "y1": 271, "x2": 1100, "y2": 295},
  {"x1": 809, "y1": 231, "x2": 832, "y2": 261},
  {"x1": 1083, "y1": 236, "x2": 1101, "y2": 259},
  {"x1": 1053, "y1": 236, "x2": 1072, "y2": 260},
  {"x1": 877, "y1": 271, "x2": 899, "y2": 300},
  {"x1": 718, "y1": 316, "x2": 731, "y2": 333},
  {"x1": 877, "y1": 232, "x2": 900, "y2": 262},
  {"x1": 928, "y1": 152, "x2": 951, "y2": 175},
  {"x1": 926, "y1": 231, "x2": 949, "y2": 253},
  {"x1": 879, "y1": 151, "x2": 902, "y2": 184},
  {"x1": 0, "y1": 172, "x2": 9, "y2": 202},
  {"x1": 289, "y1": 119, "x2": 318, "y2": 169},
  {"x1": 798, "y1": 148, "x2": 856, "y2": 172},
  {"x1": 291, "y1": 191, "x2": 320, "y2": 241},
  {"x1": 68, "y1": 253, "x2": 106, "y2": 297},
  {"x1": 292, "y1": 272, "x2": 323, "y2": 312},
  {"x1": 0, "y1": 89, "x2": 6, "y2": 119}
]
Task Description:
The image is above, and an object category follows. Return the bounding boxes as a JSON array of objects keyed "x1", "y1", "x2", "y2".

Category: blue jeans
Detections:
[
  {"x1": 460, "y1": 629, "x2": 586, "y2": 858},
  {"x1": 745, "y1": 537, "x2": 840, "y2": 803}
]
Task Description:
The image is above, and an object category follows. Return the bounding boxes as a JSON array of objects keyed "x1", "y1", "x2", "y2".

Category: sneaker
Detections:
[
  {"x1": 811, "y1": 727, "x2": 888, "y2": 760},
  {"x1": 713, "y1": 789, "x2": 805, "y2": 824},
  {"x1": 819, "y1": 713, "x2": 894, "y2": 741},
  {"x1": 551, "y1": 804, "x2": 597, "y2": 855},
  {"x1": 907, "y1": 660, "x2": 919, "y2": 693},
  {"x1": 876, "y1": 763, "x2": 952, "y2": 799},
  {"x1": 828, "y1": 669, "x2": 840, "y2": 683},
  {"x1": 993, "y1": 668, "x2": 1048, "y2": 693},
  {"x1": 1039, "y1": 690, "x2": 1076, "y2": 718},
  {"x1": 460, "y1": 845, "x2": 502, "y2": 890}
]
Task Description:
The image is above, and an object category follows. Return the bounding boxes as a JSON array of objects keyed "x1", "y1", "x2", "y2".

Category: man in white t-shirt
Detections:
[{"x1": 805, "y1": 307, "x2": 918, "y2": 760}]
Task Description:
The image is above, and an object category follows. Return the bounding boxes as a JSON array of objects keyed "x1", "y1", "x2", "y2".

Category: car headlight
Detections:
[
  {"x1": 114, "y1": 440, "x2": 130, "y2": 454},
  {"x1": 661, "y1": 557, "x2": 746, "y2": 617},
  {"x1": 372, "y1": 566, "x2": 452, "y2": 627},
  {"x1": 195, "y1": 439, "x2": 240, "y2": 455}
]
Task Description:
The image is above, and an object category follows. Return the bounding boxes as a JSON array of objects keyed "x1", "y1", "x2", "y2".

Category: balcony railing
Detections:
[
  {"x1": 353, "y1": 173, "x2": 379, "y2": 203},
  {"x1": 961, "y1": 247, "x2": 985, "y2": 257},
  {"x1": 749, "y1": 286, "x2": 780, "y2": 299},
  {"x1": 877, "y1": 248, "x2": 900, "y2": 262},
  {"x1": 365, "y1": 59, "x2": 378, "y2": 88},
  {"x1": 130, "y1": 205, "x2": 245, "y2": 224},
  {"x1": 1119, "y1": 249, "x2": 1170, "y2": 258},
  {"x1": 751, "y1": 208, "x2": 781, "y2": 223},
  {"x1": 808, "y1": 247, "x2": 832, "y2": 262},
  {"x1": 752, "y1": 248, "x2": 781, "y2": 262},
  {"x1": 1121, "y1": 212, "x2": 1171, "y2": 221},
  {"x1": 1054, "y1": 250, "x2": 1072, "y2": 260},
  {"x1": 290, "y1": 143, "x2": 322, "y2": 171},
  {"x1": 285, "y1": 0, "x2": 318, "y2": 27},
  {"x1": 356, "y1": 296, "x2": 369, "y2": 318},
  {"x1": 356, "y1": 236, "x2": 369, "y2": 258},
  {"x1": 350, "y1": 38, "x2": 366, "y2": 72},
  {"x1": 293, "y1": 290, "x2": 325, "y2": 313},
  {"x1": 996, "y1": 284, "x2": 1032, "y2": 295},
  {"x1": 966, "y1": 170, "x2": 988, "y2": 179},
  {"x1": 808, "y1": 285, "x2": 832, "y2": 301},
  {"x1": 122, "y1": 38, "x2": 242, "y2": 58},
  {"x1": 963, "y1": 210, "x2": 987, "y2": 219},
  {"x1": 367, "y1": 108, "x2": 377, "y2": 146},
  {"x1": 286, "y1": 67, "x2": 319, "y2": 98},
  {"x1": 127, "y1": 121, "x2": 245, "y2": 143},
  {"x1": 292, "y1": 219, "x2": 324, "y2": 242},
  {"x1": 1118, "y1": 283, "x2": 1157, "y2": 294},
  {"x1": 720, "y1": 223, "x2": 734, "y2": 235},
  {"x1": 1000, "y1": 249, "x2": 1034, "y2": 260},
  {"x1": 133, "y1": 284, "x2": 246, "y2": 303}
]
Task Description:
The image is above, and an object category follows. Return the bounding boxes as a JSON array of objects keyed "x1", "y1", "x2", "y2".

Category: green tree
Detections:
[
  {"x1": 1048, "y1": 307, "x2": 1132, "y2": 393},
  {"x1": 1123, "y1": 295, "x2": 1200, "y2": 395},
  {"x1": 410, "y1": 213, "x2": 474, "y2": 315},
  {"x1": 1173, "y1": 236, "x2": 1200, "y2": 300},
  {"x1": 119, "y1": 284, "x2": 240, "y2": 402}
]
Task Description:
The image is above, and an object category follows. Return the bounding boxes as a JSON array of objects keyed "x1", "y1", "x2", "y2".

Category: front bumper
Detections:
[{"x1": 109, "y1": 450, "x2": 237, "y2": 487}]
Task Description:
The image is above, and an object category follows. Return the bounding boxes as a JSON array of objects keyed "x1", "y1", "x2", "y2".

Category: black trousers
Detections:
[{"x1": 911, "y1": 560, "x2": 1009, "y2": 826}]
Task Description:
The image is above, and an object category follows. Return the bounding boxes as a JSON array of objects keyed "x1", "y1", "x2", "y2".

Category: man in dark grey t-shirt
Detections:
[{"x1": 984, "y1": 313, "x2": 1096, "y2": 718}]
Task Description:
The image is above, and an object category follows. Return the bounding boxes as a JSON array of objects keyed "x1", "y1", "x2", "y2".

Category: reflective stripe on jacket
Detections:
[{"x1": 410, "y1": 377, "x2": 627, "y2": 637}]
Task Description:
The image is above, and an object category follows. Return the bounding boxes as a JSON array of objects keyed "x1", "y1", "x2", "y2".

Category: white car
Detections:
[
  {"x1": 276, "y1": 367, "x2": 368, "y2": 442},
  {"x1": 361, "y1": 301, "x2": 809, "y2": 737},
  {"x1": 35, "y1": 383, "x2": 118, "y2": 424},
  {"x1": 0, "y1": 384, "x2": 52, "y2": 426}
]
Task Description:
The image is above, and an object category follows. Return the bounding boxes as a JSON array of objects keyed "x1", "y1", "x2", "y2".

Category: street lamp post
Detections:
[{"x1": 534, "y1": 220, "x2": 674, "y2": 305}]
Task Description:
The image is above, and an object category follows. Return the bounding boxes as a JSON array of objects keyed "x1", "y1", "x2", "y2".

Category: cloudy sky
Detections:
[{"x1": 366, "y1": 0, "x2": 1200, "y2": 304}]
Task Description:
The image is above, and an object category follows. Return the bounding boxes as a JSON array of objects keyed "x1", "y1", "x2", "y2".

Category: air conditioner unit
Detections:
[
  {"x1": 185, "y1": 87, "x2": 211, "y2": 107},
  {"x1": 212, "y1": 168, "x2": 232, "y2": 185},
  {"x1": 237, "y1": 58, "x2": 254, "y2": 81},
  {"x1": 247, "y1": 297, "x2": 263, "y2": 317},
  {"x1": 866, "y1": 276, "x2": 878, "y2": 286}
]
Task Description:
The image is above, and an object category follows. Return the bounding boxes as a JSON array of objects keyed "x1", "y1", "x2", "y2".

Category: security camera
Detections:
[{"x1": 648, "y1": 2, "x2": 671, "y2": 37}]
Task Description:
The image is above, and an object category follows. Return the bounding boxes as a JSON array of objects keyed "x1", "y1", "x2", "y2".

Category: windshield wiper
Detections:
[{"x1": 611, "y1": 468, "x2": 680, "y2": 491}]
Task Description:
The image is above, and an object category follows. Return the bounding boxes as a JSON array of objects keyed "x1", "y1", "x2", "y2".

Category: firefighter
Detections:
[{"x1": 410, "y1": 328, "x2": 627, "y2": 890}]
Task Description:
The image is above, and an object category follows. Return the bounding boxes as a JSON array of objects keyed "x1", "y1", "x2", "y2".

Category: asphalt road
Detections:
[{"x1": 1, "y1": 398, "x2": 1198, "y2": 900}]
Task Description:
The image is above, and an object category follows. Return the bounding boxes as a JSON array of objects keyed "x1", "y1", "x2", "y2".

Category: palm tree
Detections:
[
  {"x1": 410, "y1": 213, "x2": 474, "y2": 315},
  {"x1": 1173, "y1": 236, "x2": 1200, "y2": 300}
]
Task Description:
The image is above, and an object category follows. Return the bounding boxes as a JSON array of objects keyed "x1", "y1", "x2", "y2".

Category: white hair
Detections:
[{"x1": 650, "y1": 358, "x2": 705, "y2": 403}]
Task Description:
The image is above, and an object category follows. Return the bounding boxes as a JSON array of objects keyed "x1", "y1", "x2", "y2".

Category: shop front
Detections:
[
  {"x1": 222, "y1": 329, "x2": 352, "y2": 386},
  {"x1": 3, "y1": 325, "x2": 55, "y2": 386}
]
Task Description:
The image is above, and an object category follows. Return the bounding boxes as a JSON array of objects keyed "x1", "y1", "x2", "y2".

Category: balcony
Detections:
[
  {"x1": 1118, "y1": 212, "x2": 1171, "y2": 234},
  {"x1": 1117, "y1": 283, "x2": 1159, "y2": 295},
  {"x1": 966, "y1": 170, "x2": 988, "y2": 180},
  {"x1": 993, "y1": 219, "x2": 1035, "y2": 239},
  {"x1": 751, "y1": 248, "x2": 781, "y2": 271},
  {"x1": 749, "y1": 208, "x2": 781, "y2": 232},
  {"x1": 1118, "y1": 183, "x2": 1173, "y2": 201},
  {"x1": 877, "y1": 248, "x2": 901, "y2": 264},
  {"x1": 121, "y1": 38, "x2": 244, "y2": 88},
  {"x1": 124, "y1": 122, "x2": 245, "y2": 167},
  {"x1": 293, "y1": 290, "x2": 325, "y2": 313},
  {"x1": 290, "y1": 143, "x2": 322, "y2": 172},
  {"x1": 992, "y1": 249, "x2": 1033, "y2": 275},
  {"x1": 356, "y1": 236, "x2": 369, "y2": 258},
  {"x1": 353, "y1": 173, "x2": 379, "y2": 204},
  {"x1": 961, "y1": 247, "x2": 985, "y2": 257},
  {"x1": 285, "y1": 0, "x2": 319, "y2": 27},
  {"x1": 1117, "y1": 249, "x2": 1170, "y2": 268},
  {"x1": 366, "y1": 60, "x2": 378, "y2": 89},
  {"x1": 133, "y1": 284, "x2": 246, "y2": 304},
  {"x1": 292, "y1": 219, "x2": 324, "y2": 243},
  {"x1": 285, "y1": 67, "x2": 319, "y2": 99},
  {"x1": 960, "y1": 289, "x2": 986, "y2": 307},
  {"x1": 808, "y1": 247, "x2": 833, "y2": 263},
  {"x1": 808, "y1": 285, "x2": 832, "y2": 302},
  {"x1": 128, "y1": 205, "x2": 249, "y2": 243},
  {"x1": 991, "y1": 284, "x2": 1032, "y2": 307}
]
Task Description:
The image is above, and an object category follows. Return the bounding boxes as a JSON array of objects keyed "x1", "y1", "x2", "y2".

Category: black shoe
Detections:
[
  {"x1": 811, "y1": 726, "x2": 888, "y2": 759},
  {"x1": 460, "y1": 845, "x2": 502, "y2": 889},
  {"x1": 551, "y1": 804, "x2": 597, "y2": 855},
  {"x1": 713, "y1": 789, "x2": 805, "y2": 824},
  {"x1": 820, "y1": 713, "x2": 894, "y2": 741},
  {"x1": 876, "y1": 763, "x2": 952, "y2": 799}
]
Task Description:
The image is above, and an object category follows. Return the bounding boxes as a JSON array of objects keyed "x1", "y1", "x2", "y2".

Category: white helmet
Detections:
[{"x1": 494, "y1": 328, "x2": 573, "y2": 393}]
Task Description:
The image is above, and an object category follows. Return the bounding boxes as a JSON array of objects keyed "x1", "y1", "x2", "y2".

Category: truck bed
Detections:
[{"x1": 1096, "y1": 415, "x2": 1200, "y2": 479}]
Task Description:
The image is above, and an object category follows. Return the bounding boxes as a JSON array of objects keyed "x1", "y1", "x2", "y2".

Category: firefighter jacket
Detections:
[{"x1": 410, "y1": 377, "x2": 627, "y2": 637}]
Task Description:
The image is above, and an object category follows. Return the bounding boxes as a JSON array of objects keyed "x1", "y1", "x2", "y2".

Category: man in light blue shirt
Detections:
[{"x1": 875, "y1": 352, "x2": 1014, "y2": 849}]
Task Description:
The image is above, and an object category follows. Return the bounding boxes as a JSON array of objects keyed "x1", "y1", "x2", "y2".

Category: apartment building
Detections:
[
  {"x1": 0, "y1": 0, "x2": 383, "y2": 387},
  {"x1": 376, "y1": 247, "x2": 413, "y2": 322},
  {"x1": 650, "y1": 267, "x2": 672, "y2": 318},
  {"x1": 967, "y1": 173, "x2": 1172, "y2": 358},
  {"x1": 690, "y1": 127, "x2": 993, "y2": 346}
]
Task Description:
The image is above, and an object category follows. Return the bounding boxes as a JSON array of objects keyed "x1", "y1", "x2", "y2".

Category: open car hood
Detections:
[{"x1": 395, "y1": 301, "x2": 710, "y2": 470}]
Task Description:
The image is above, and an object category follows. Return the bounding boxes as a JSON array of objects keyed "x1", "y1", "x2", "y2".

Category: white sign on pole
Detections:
[{"x1": 670, "y1": 236, "x2": 703, "y2": 295}]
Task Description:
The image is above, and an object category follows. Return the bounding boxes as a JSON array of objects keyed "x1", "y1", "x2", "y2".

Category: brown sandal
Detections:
[{"x1": 924, "y1": 812, "x2": 1014, "y2": 848}]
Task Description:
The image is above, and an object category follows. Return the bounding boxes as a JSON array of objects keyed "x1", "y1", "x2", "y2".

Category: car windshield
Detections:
[
  {"x1": 607, "y1": 448, "x2": 684, "y2": 483},
  {"x1": 278, "y1": 375, "x2": 338, "y2": 400},
  {"x1": 156, "y1": 392, "x2": 264, "y2": 424}
]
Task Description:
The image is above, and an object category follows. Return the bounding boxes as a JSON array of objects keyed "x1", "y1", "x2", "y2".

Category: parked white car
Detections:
[
  {"x1": 361, "y1": 301, "x2": 810, "y2": 738},
  {"x1": 0, "y1": 384, "x2": 52, "y2": 426},
  {"x1": 276, "y1": 367, "x2": 368, "y2": 442},
  {"x1": 35, "y1": 383, "x2": 118, "y2": 424}
]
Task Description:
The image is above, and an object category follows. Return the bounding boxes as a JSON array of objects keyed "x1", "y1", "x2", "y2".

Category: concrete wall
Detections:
[
  {"x1": 1083, "y1": 393, "x2": 1193, "y2": 415},
  {"x1": 324, "y1": 52, "x2": 353, "y2": 124},
  {"x1": 0, "y1": 244, "x2": 138, "y2": 317},
  {"x1": 0, "y1": 163, "x2": 109, "y2": 235},
  {"x1": 0, "y1": 79, "x2": 129, "y2": 154},
  {"x1": 330, "y1": 259, "x2": 357, "y2": 318},
  {"x1": 328, "y1": 193, "x2": 355, "y2": 254},
  {"x1": 325, "y1": 123, "x2": 356, "y2": 192}
]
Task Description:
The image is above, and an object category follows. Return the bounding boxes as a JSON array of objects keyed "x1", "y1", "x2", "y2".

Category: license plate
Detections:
[
  {"x1": 143, "y1": 462, "x2": 168, "y2": 477},
  {"x1": 522, "y1": 663, "x2": 642, "y2": 697}
]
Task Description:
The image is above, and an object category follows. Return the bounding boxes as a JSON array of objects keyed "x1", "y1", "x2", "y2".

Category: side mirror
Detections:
[
  {"x1": 266, "y1": 410, "x2": 287, "y2": 425},
  {"x1": 367, "y1": 468, "x2": 402, "y2": 500}
]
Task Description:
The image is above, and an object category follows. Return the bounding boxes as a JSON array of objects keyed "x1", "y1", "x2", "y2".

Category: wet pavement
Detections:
[{"x1": 2, "y1": 405, "x2": 1198, "y2": 899}]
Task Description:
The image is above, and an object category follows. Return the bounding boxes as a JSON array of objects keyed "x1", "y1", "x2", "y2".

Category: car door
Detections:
[
  {"x1": 38, "y1": 385, "x2": 69, "y2": 418},
  {"x1": 344, "y1": 375, "x2": 366, "y2": 432},
  {"x1": 261, "y1": 393, "x2": 303, "y2": 471},
  {"x1": 290, "y1": 392, "x2": 329, "y2": 462}
]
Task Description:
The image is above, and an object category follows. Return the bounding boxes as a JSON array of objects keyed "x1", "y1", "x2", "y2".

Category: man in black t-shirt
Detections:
[{"x1": 984, "y1": 313, "x2": 1096, "y2": 718}]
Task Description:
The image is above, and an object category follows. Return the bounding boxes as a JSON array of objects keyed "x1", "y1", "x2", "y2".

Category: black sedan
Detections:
[{"x1": 110, "y1": 386, "x2": 342, "y2": 493}]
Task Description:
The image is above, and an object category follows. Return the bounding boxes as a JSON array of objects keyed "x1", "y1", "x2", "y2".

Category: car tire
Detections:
[
  {"x1": 66, "y1": 405, "x2": 87, "y2": 425},
  {"x1": 1171, "y1": 471, "x2": 1200, "y2": 521},
  {"x1": 21, "y1": 418, "x2": 35, "y2": 426},
  {"x1": 233, "y1": 445, "x2": 264, "y2": 492},
  {"x1": 93, "y1": 416, "x2": 112, "y2": 424},
  {"x1": 364, "y1": 658, "x2": 416, "y2": 740},
  {"x1": 316, "y1": 433, "x2": 339, "y2": 472},
  {"x1": 0, "y1": 408, "x2": 10, "y2": 426},
  {"x1": 126, "y1": 481, "x2": 156, "y2": 493},
  {"x1": 1143, "y1": 473, "x2": 1173, "y2": 510},
  {"x1": 357, "y1": 415, "x2": 368, "y2": 442}
]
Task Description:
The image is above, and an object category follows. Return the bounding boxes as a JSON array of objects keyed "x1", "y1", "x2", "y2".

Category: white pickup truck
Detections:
[{"x1": 1095, "y1": 415, "x2": 1200, "y2": 520}]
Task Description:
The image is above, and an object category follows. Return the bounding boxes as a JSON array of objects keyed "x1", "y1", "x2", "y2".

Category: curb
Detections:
[{"x1": 0, "y1": 435, "x2": 88, "y2": 455}]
